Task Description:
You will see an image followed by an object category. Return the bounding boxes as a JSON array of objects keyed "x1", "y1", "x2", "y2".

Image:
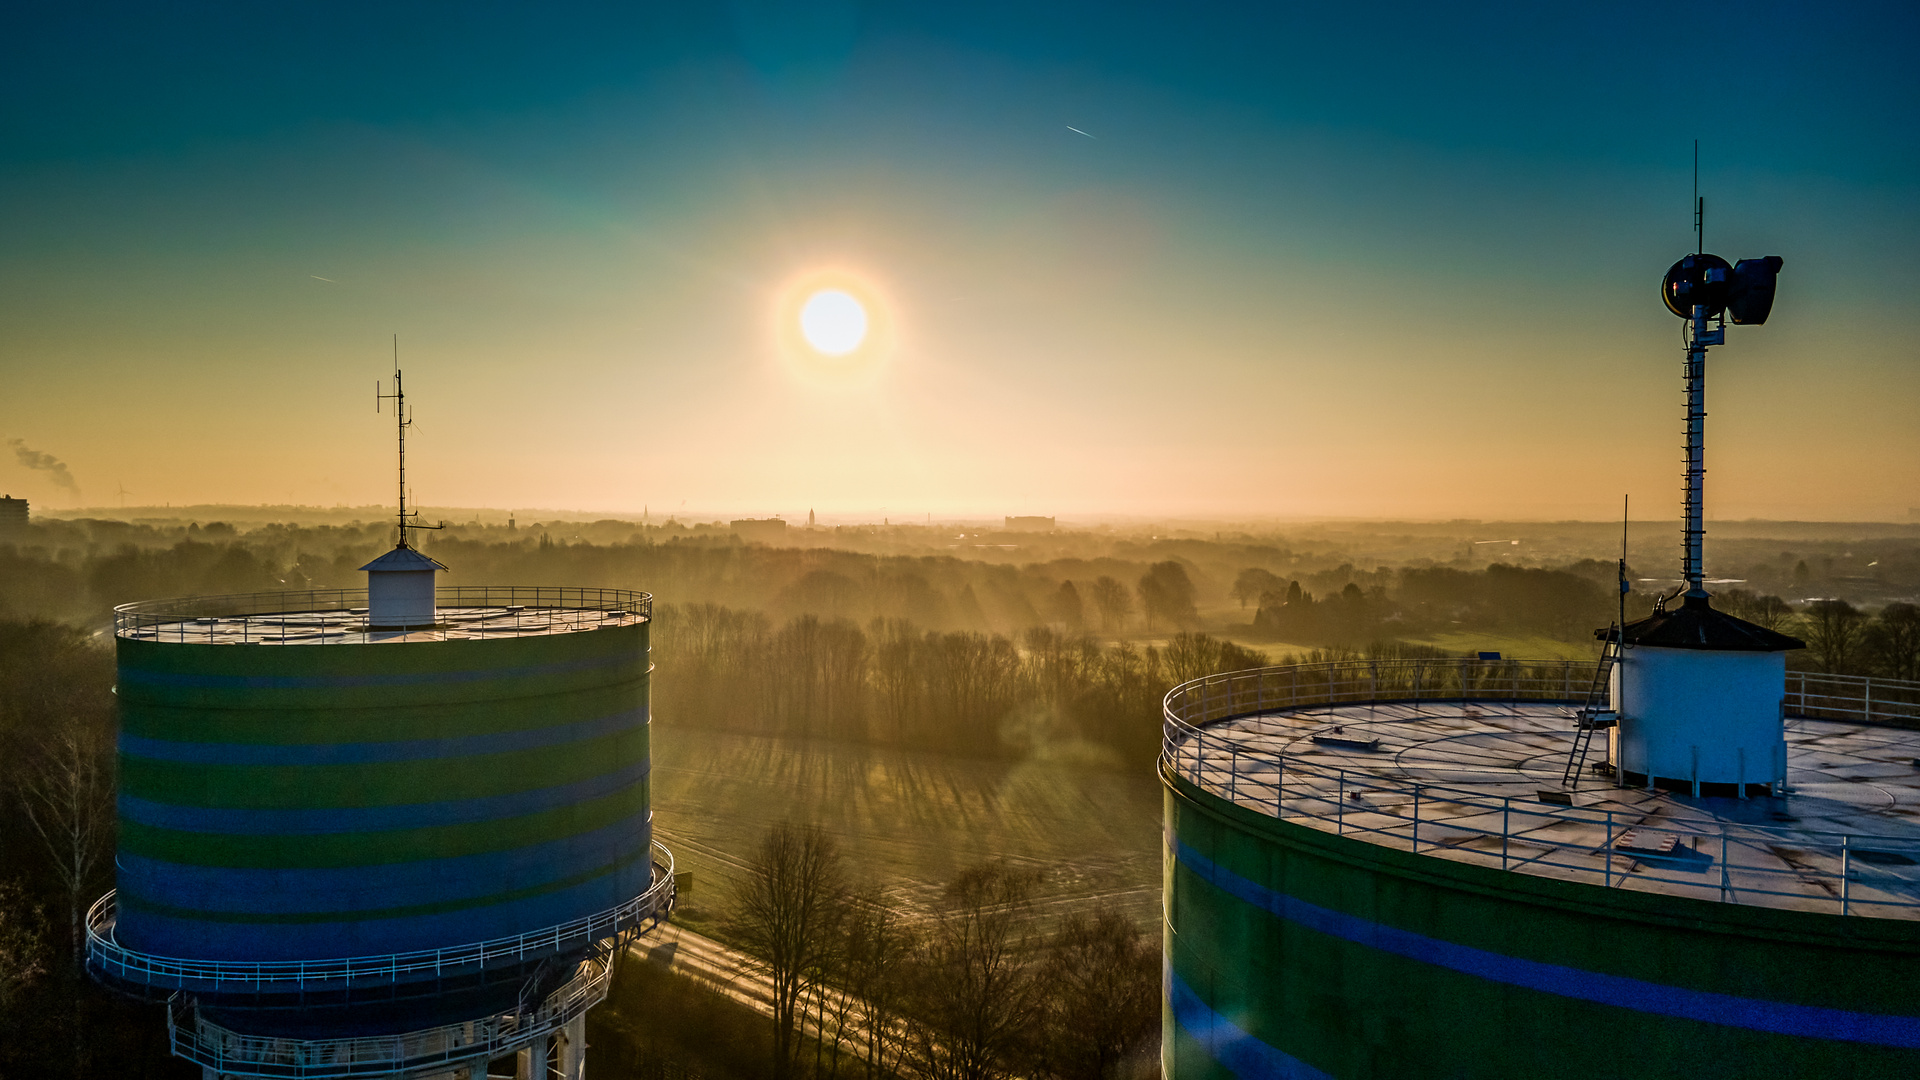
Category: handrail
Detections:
[
  {"x1": 1784, "y1": 669, "x2": 1920, "y2": 727},
  {"x1": 88, "y1": 842, "x2": 674, "y2": 993},
  {"x1": 167, "y1": 938, "x2": 622, "y2": 1080},
  {"x1": 1160, "y1": 660, "x2": 1920, "y2": 919},
  {"x1": 113, "y1": 586, "x2": 652, "y2": 641}
]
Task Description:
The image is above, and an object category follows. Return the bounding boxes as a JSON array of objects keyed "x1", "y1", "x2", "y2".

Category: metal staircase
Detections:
[{"x1": 1562, "y1": 627, "x2": 1621, "y2": 789}]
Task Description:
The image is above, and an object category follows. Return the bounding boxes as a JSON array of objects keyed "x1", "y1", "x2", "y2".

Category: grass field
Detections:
[
  {"x1": 648, "y1": 632, "x2": 1598, "y2": 935},
  {"x1": 650, "y1": 727, "x2": 1165, "y2": 934},
  {"x1": 1397, "y1": 630, "x2": 1600, "y2": 661}
]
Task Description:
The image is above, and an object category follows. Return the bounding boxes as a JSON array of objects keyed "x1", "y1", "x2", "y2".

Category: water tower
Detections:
[
  {"x1": 88, "y1": 364, "x2": 673, "y2": 1080},
  {"x1": 1157, "y1": 227, "x2": 1920, "y2": 1077}
]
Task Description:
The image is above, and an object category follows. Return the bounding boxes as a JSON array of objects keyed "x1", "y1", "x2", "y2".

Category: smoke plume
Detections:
[{"x1": 7, "y1": 438, "x2": 80, "y2": 494}]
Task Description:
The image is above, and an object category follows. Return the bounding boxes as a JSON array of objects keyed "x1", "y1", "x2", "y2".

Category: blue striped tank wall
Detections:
[
  {"x1": 113, "y1": 622, "x2": 650, "y2": 962},
  {"x1": 1163, "y1": 770, "x2": 1920, "y2": 1079}
]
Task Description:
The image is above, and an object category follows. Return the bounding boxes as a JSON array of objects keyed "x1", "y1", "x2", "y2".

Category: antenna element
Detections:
[{"x1": 375, "y1": 336, "x2": 444, "y2": 549}]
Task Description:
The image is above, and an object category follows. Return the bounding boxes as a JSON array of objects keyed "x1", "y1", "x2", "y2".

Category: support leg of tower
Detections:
[
  {"x1": 557, "y1": 1015, "x2": 587, "y2": 1080},
  {"x1": 515, "y1": 1045, "x2": 534, "y2": 1080}
]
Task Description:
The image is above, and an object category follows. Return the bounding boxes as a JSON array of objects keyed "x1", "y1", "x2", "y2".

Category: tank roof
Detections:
[
  {"x1": 1171, "y1": 699, "x2": 1920, "y2": 919},
  {"x1": 114, "y1": 587, "x2": 647, "y2": 645},
  {"x1": 1609, "y1": 594, "x2": 1805, "y2": 652}
]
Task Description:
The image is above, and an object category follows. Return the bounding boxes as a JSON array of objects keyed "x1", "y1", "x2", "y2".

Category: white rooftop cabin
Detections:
[{"x1": 359, "y1": 545, "x2": 446, "y2": 629}]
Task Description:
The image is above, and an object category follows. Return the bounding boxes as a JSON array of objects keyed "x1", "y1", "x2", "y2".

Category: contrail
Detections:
[
  {"x1": 1066, "y1": 126, "x2": 1095, "y2": 139},
  {"x1": 311, "y1": 275, "x2": 336, "y2": 283},
  {"x1": 7, "y1": 438, "x2": 79, "y2": 493}
]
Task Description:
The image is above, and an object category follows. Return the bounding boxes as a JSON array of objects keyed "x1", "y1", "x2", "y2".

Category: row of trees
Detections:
[
  {"x1": 0, "y1": 619, "x2": 172, "y2": 1076},
  {"x1": 1236, "y1": 562, "x2": 1920, "y2": 681},
  {"x1": 652, "y1": 604, "x2": 1267, "y2": 763},
  {"x1": 2, "y1": 528, "x2": 1213, "y2": 641},
  {"x1": 727, "y1": 822, "x2": 1158, "y2": 1080},
  {"x1": 1248, "y1": 562, "x2": 1620, "y2": 643},
  {"x1": 1681, "y1": 589, "x2": 1920, "y2": 680},
  {"x1": 1785, "y1": 598, "x2": 1920, "y2": 679}
]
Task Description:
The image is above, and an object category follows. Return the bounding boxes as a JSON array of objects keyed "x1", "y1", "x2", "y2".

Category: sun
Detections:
[
  {"x1": 775, "y1": 268, "x2": 893, "y2": 380},
  {"x1": 799, "y1": 289, "x2": 868, "y2": 355}
]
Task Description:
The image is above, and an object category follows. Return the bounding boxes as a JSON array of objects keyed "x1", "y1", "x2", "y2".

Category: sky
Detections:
[{"x1": 1, "y1": 2, "x2": 1916, "y2": 522}]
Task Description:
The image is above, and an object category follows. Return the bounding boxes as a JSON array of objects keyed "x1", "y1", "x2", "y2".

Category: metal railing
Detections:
[
  {"x1": 167, "y1": 938, "x2": 617, "y2": 1080},
  {"x1": 1786, "y1": 669, "x2": 1920, "y2": 727},
  {"x1": 89, "y1": 843, "x2": 674, "y2": 994},
  {"x1": 1162, "y1": 660, "x2": 1920, "y2": 919},
  {"x1": 114, "y1": 586, "x2": 651, "y2": 643}
]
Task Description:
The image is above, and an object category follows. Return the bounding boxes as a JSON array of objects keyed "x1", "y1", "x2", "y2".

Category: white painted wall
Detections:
[
  {"x1": 368, "y1": 568, "x2": 437, "y2": 628},
  {"x1": 1613, "y1": 645, "x2": 1785, "y2": 786}
]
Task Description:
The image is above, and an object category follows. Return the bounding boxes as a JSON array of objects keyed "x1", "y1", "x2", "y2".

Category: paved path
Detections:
[{"x1": 629, "y1": 923, "x2": 892, "y2": 1069}]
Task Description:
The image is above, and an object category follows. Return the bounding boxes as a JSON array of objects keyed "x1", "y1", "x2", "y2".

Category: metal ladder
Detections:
[{"x1": 1562, "y1": 627, "x2": 1621, "y2": 788}]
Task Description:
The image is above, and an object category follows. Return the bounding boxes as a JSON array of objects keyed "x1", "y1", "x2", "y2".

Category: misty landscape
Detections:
[{"x1": 3, "y1": 509, "x2": 1918, "y2": 1075}]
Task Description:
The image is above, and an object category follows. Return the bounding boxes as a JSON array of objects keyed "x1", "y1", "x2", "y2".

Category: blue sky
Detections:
[{"x1": 2, "y1": 2, "x2": 1915, "y2": 518}]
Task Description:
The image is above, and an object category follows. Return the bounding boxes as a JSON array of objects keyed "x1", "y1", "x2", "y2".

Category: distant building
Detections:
[
  {"x1": 1004, "y1": 515, "x2": 1055, "y2": 531},
  {"x1": 730, "y1": 518, "x2": 789, "y2": 544},
  {"x1": 0, "y1": 495, "x2": 26, "y2": 536}
]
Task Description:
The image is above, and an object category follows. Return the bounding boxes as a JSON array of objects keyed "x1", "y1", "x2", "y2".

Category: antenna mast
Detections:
[
  {"x1": 1693, "y1": 140, "x2": 1703, "y2": 255},
  {"x1": 376, "y1": 336, "x2": 442, "y2": 549},
  {"x1": 1619, "y1": 494, "x2": 1630, "y2": 631}
]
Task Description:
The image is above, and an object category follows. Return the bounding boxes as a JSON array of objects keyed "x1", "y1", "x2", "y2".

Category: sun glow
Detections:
[
  {"x1": 775, "y1": 269, "x2": 893, "y2": 380},
  {"x1": 799, "y1": 289, "x2": 868, "y2": 354}
]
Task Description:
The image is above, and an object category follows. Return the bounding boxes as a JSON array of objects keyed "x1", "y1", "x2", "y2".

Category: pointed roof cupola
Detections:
[{"x1": 360, "y1": 545, "x2": 446, "y2": 630}]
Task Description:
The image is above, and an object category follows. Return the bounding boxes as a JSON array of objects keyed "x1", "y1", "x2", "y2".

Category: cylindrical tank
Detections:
[
  {"x1": 1165, "y1": 776, "x2": 1920, "y2": 1080},
  {"x1": 112, "y1": 610, "x2": 651, "y2": 961},
  {"x1": 1160, "y1": 659, "x2": 1920, "y2": 1080}
]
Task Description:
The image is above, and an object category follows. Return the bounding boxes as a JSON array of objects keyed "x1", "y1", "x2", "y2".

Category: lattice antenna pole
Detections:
[
  {"x1": 376, "y1": 336, "x2": 416, "y2": 548},
  {"x1": 1682, "y1": 309, "x2": 1707, "y2": 596}
]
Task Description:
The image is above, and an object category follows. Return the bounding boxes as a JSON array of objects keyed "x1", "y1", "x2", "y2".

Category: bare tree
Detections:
[
  {"x1": 728, "y1": 821, "x2": 849, "y2": 1080},
  {"x1": 0, "y1": 880, "x2": 50, "y2": 1013},
  {"x1": 17, "y1": 717, "x2": 116, "y2": 967},
  {"x1": 1136, "y1": 562, "x2": 1198, "y2": 632},
  {"x1": 1867, "y1": 602, "x2": 1920, "y2": 682},
  {"x1": 840, "y1": 884, "x2": 917, "y2": 1079},
  {"x1": 1751, "y1": 594, "x2": 1796, "y2": 632},
  {"x1": 1089, "y1": 577, "x2": 1132, "y2": 634},
  {"x1": 1801, "y1": 599, "x2": 1867, "y2": 674},
  {"x1": 903, "y1": 862, "x2": 1044, "y2": 1080},
  {"x1": 1050, "y1": 580, "x2": 1085, "y2": 630},
  {"x1": 1033, "y1": 904, "x2": 1160, "y2": 1080},
  {"x1": 869, "y1": 619, "x2": 922, "y2": 743},
  {"x1": 1230, "y1": 568, "x2": 1282, "y2": 611}
]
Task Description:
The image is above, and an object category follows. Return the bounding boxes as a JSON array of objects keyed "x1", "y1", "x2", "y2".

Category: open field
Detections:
[
  {"x1": 1397, "y1": 630, "x2": 1601, "y2": 661},
  {"x1": 651, "y1": 727, "x2": 1166, "y2": 933}
]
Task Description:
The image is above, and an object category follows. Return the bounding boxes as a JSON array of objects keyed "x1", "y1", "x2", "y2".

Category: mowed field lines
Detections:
[{"x1": 650, "y1": 727, "x2": 1165, "y2": 929}]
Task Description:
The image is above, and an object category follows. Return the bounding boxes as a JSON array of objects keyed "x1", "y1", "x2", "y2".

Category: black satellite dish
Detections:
[
  {"x1": 1727, "y1": 256, "x2": 1784, "y2": 325},
  {"x1": 1663, "y1": 252, "x2": 1782, "y2": 323},
  {"x1": 1661, "y1": 253, "x2": 1732, "y2": 318}
]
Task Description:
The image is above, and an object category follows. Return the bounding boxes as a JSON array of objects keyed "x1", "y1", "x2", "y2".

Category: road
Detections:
[{"x1": 628, "y1": 922, "x2": 891, "y2": 1068}]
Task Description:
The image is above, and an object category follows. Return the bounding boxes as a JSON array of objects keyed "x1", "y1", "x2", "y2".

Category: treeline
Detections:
[
  {"x1": 1244, "y1": 561, "x2": 1626, "y2": 643},
  {"x1": 725, "y1": 822, "x2": 1158, "y2": 1080},
  {"x1": 652, "y1": 604, "x2": 1267, "y2": 764},
  {"x1": 1773, "y1": 596, "x2": 1920, "y2": 680},
  {"x1": 0, "y1": 527, "x2": 1218, "y2": 640},
  {"x1": 1238, "y1": 562, "x2": 1920, "y2": 679},
  {"x1": 0, "y1": 620, "x2": 183, "y2": 1077}
]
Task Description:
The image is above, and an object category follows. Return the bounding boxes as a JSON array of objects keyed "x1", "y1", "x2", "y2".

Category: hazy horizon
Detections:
[{"x1": 4, "y1": 3, "x2": 1916, "y2": 521}]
